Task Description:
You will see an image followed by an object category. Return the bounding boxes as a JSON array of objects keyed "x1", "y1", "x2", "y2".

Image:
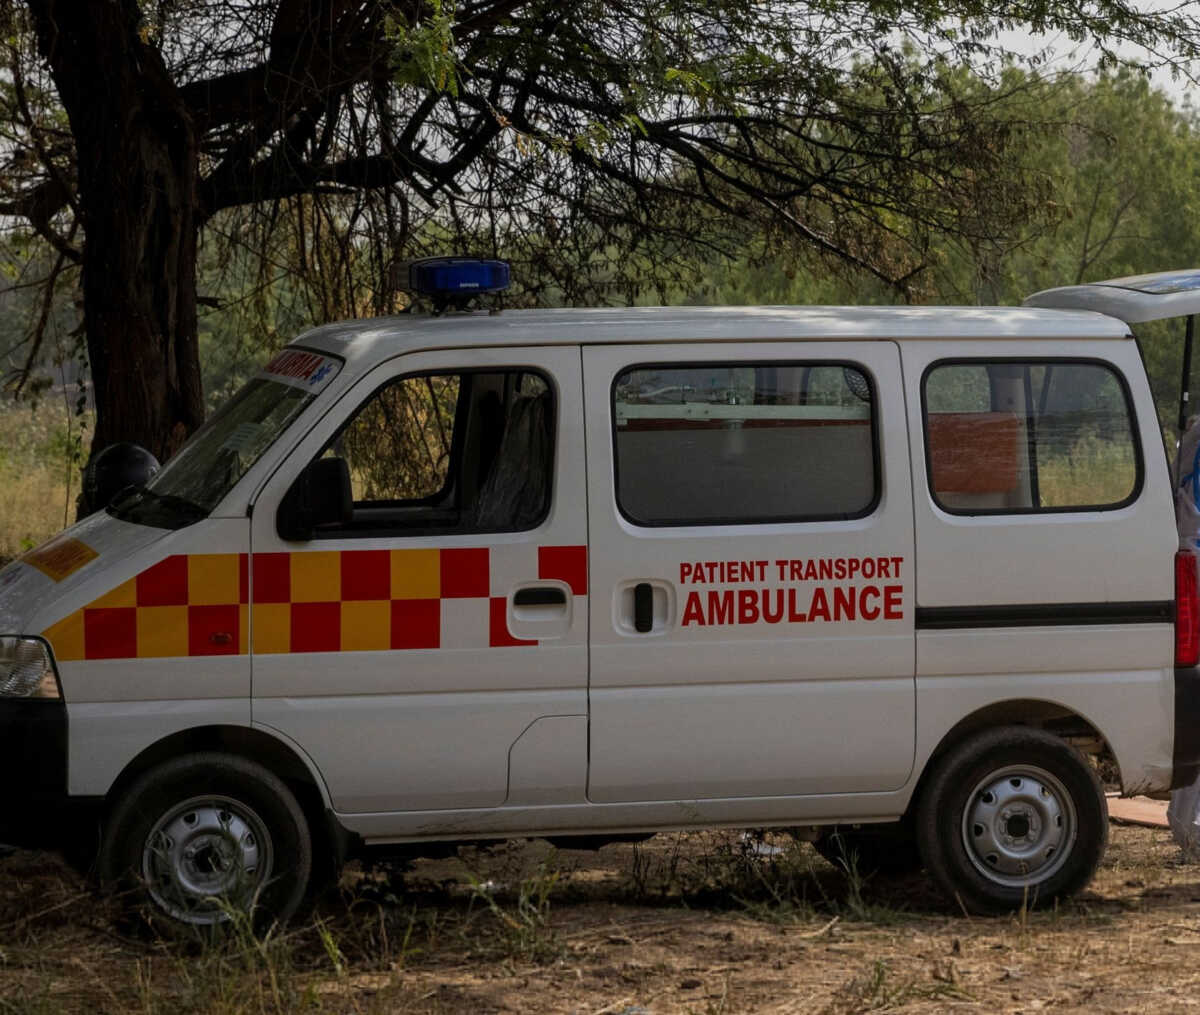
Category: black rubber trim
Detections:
[
  {"x1": 513, "y1": 587, "x2": 566, "y2": 607},
  {"x1": 1173, "y1": 667, "x2": 1200, "y2": 790},
  {"x1": 916, "y1": 601, "x2": 1173, "y2": 630}
]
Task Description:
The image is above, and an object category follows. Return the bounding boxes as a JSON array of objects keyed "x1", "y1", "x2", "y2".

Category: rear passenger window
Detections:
[
  {"x1": 612, "y1": 362, "x2": 877, "y2": 526},
  {"x1": 923, "y1": 360, "x2": 1140, "y2": 514}
]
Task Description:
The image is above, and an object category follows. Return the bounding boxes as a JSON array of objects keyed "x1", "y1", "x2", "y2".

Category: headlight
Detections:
[{"x1": 0, "y1": 637, "x2": 60, "y2": 699}]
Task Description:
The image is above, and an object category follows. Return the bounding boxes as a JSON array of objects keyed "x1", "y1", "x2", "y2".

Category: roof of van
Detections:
[{"x1": 292, "y1": 305, "x2": 1130, "y2": 363}]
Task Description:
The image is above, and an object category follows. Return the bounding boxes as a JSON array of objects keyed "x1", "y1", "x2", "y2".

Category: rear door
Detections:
[
  {"x1": 905, "y1": 341, "x2": 1177, "y2": 745},
  {"x1": 583, "y1": 341, "x2": 916, "y2": 803}
]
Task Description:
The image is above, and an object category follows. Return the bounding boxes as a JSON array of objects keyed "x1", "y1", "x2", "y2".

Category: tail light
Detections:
[{"x1": 1177, "y1": 550, "x2": 1199, "y2": 667}]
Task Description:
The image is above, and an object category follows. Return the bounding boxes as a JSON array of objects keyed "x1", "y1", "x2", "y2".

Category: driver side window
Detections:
[{"x1": 316, "y1": 369, "x2": 553, "y2": 537}]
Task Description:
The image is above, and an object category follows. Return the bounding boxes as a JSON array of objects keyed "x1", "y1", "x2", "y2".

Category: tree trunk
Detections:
[{"x1": 26, "y1": 0, "x2": 204, "y2": 465}]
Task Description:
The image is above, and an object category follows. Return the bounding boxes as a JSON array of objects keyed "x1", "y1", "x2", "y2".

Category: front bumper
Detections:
[
  {"x1": 0, "y1": 697, "x2": 94, "y2": 849},
  {"x1": 1174, "y1": 667, "x2": 1200, "y2": 790}
]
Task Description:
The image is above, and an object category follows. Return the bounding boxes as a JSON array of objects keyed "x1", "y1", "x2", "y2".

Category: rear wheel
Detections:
[
  {"x1": 916, "y1": 727, "x2": 1107, "y2": 914},
  {"x1": 100, "y1": 753, "x2": 312, "y2": 929}
]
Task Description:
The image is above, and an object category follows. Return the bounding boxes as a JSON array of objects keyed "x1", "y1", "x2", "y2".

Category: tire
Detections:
[
  {"x1": 916, "y1": 727, "x2": 1107, "y2": 915},
  {"x1": 812, "y1": 822, "x2": 923, "y2": 877},
  {"x1": 99, "y1": 753, "x2": 312, "y2": 930}
]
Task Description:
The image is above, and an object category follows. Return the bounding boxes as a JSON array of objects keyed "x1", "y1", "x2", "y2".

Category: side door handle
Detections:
[
  {"x1": 633, "y1": 582, "x2": 654, "y2": 633},
  {"x1": 619, "y1": 579, "x2": 671, "y2": 635},
  {"x1": 514, "y1": 587, "x2": 567, "y2": 607}
]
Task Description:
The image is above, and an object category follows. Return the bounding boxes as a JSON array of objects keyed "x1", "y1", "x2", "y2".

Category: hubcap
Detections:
[
  {"x1": 961, "y1": 764, "x2": 1076, "y2": 888},
  {"x1": 142, "y1": 795, "x2": 273, "y2": 926}
]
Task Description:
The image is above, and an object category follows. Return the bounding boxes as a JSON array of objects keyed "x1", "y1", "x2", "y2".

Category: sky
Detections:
[{"x1": 994, "y1": 1, "x2": 1200, "y2": 107}]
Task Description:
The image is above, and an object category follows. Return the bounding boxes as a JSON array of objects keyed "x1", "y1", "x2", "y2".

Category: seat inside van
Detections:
[{"x1": 927, "y1": 411, "x2": 1022, "y2": 510}]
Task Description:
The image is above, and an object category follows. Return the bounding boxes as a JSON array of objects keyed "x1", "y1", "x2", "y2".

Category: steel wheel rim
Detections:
[
  {"x1": 142, "y1": 795, "x2": 274, "y2": 926},
  {"x1": 960, "y1": 763, "x2": 1077, "y2": 889}
]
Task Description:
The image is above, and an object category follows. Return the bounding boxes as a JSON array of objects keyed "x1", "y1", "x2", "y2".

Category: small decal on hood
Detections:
[{"x1": 21, "y1": 534, "x2": 99, "y2": 582}]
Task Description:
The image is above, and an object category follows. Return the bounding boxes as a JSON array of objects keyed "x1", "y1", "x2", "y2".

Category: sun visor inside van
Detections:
[{"x1": 1023, "y1": 269, "x2": 1200, "y2": 324}]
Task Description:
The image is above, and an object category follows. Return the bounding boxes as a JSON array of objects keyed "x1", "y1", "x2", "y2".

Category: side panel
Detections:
[
  {"x1": 51, "y1": 517, "x2": 252, "y2": 796},
  {"x1": 583, "y1": 341, "x2": 917, "y2": 803},
  {"x1": 903, "y1": 339, "x2": 1177, "y2": 791},
  {"x1": 249, "y1": 345, "x2": 589, "y2": 815}
]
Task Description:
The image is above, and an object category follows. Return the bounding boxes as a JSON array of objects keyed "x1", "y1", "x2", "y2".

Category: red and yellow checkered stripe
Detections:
[{"x1": 42, "y1": 545, "x2": 586, "y2": 662}]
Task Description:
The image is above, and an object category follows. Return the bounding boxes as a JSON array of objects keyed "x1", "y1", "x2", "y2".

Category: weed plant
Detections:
[
  {"x1": 462, "y1": 859, "x2": 564, "y2": 965},
  {"x1": 822, "y1": 957, "x2": 973, "y2": 1013}
]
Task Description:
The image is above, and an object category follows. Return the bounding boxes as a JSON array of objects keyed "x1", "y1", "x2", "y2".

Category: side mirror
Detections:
[
  {"x1": 276, "y1": 457, "x2": 352, "y2": 541},
  {"x1": 83, "y1": 442, "x2": 161, "y2": 512}
]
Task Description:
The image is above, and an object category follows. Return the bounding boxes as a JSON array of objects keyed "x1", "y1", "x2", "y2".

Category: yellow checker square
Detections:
[
  {"x1": 42, "y1": 611, "x2": 84, "y2": 663},
  {"x1": 390, "y1": 549, "x2": 440, "y2": 599},
  {"x1": 137, "y1": 606, "x2": 188, "y2": 658},
  {"x1": 188, "y1": 554, "x2": 241, "y2": 606},
  {"x1": 291, "y1": 552, "x2": 341, "y2": 603},
  {"x1": 252, "y1": 603, "x2": 291, "y2": 654},
  {"x1": 340, "y1": 600, "x2": 391, "y2": 652},
  {"x1": 91, "y1": 578, "x2": 136, "y2": 609}
]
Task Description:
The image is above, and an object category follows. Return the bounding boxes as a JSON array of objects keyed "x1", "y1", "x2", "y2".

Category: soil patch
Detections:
[{"x1": 1, "y1": 825, "x2": 1199, "y2": 1012}]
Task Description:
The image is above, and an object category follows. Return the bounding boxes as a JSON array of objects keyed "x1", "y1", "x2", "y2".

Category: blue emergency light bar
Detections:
[{"x1": 407, "y1": 257, "x2": 510, "y2": 298}]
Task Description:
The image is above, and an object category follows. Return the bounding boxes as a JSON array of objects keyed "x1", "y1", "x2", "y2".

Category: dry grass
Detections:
[
  {"x1": 1038, "y1": 435, "x2": 1138, "y2": 509},
  {"x1": 0, "y1": 399, "x2": 89, "y2": 561},
  {"x1": 1, "y1": 825, "x2": 1200, "y2": 1014}
]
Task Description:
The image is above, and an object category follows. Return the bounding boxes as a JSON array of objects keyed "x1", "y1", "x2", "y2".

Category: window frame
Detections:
[
  {"x1": 304, "y1": 365, "x2": 557, "y2": 539},
  {"x1": 610, "y1": 358, "x2": 882, "y2": 529},
  {"x1": 920, "y1": 356, "x2": 1144, "y2": 517}
]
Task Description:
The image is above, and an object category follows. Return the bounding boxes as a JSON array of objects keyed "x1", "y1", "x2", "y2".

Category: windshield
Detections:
[{"x1": 111, "y1": 348, "x2": 342, "y2": 528}]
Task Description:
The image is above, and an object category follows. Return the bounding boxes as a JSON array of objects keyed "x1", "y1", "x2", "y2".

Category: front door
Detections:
[
  {"x1": 249, "y1": 346, "x2": 588, "y2": 814},
  {"x1": 583, "y1": 341, "x2": 916, "y2": 802}
]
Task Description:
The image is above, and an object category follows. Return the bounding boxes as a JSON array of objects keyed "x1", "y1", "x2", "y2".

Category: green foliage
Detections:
[{"x1": 385, "y1": 0, "x2": 461, "y2": 96}]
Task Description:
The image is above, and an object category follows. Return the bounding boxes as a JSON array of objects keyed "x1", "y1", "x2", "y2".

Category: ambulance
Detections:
[{"x1": 2, "y1": 260, "x2": 1200, "y2": 925}]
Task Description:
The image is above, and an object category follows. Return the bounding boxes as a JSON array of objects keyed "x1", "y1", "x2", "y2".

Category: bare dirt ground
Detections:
[{"x1": 3, "y1": 823, "x2": 1200, "y2": 1013}]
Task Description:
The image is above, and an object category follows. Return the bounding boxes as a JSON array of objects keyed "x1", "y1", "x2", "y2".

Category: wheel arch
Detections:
[
  {"x1": 102, "y1": 724, "x2": 352, "y2": 874},
  {"x1": 909, "y1": 698, "x2": 1116, "y2": 816}
]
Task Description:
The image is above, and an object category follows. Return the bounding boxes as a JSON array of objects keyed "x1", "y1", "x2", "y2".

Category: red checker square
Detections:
[
  {"x1": 290, "y1": 602, "x2": 341, "y2": 653},
  {"x1": 341, "y1": 550, "x2": 391, "y2": 601},
  {"x1": 238, "y1": 553, "x2": 250, "y2": 604},
  {"x1": 489, "y1": 597, "x2": 535, "y2": 647},
  {"x1": 136, "y1": 555, "x2": 189, "y2": 606},
  {"x1": 188, "y1": 604, "x2": 240, "y2": 657},
  {"x1": 538, "y1": 545, "x2": 587, "y2": 596},
  {"x1": 440, "y1": 548, "x2": 489, "y2": 598},
  {"x1": 390, "y1": 599, "x2": 440, "y2": 649},
  {"x1": 252, "y1": 553, "x2": 291, "y2": 603},
  {"x1": 84, "y1": 607, "x2": 137, "y2": 659}
]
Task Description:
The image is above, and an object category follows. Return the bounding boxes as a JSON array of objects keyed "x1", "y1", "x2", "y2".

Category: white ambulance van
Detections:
[{"x1": 2, "y1": 263, "x2": 1199, "y2": 925}]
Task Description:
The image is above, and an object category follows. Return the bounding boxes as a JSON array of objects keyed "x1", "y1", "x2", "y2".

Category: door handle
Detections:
[
  {"x1": 634, "y1": 582, "x2": 653, "y2": 633},
  {"x1": 514, "y1": 586, "x2": 567, "y2": 607}
]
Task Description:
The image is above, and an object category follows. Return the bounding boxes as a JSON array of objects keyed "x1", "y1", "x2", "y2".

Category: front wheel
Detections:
[
  {"x1": 916, "y1": 727, "x2": 1107, "y2": 914},
  {"x1": 99, "y1": 753, "x2": 312, "y2": 929}
]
